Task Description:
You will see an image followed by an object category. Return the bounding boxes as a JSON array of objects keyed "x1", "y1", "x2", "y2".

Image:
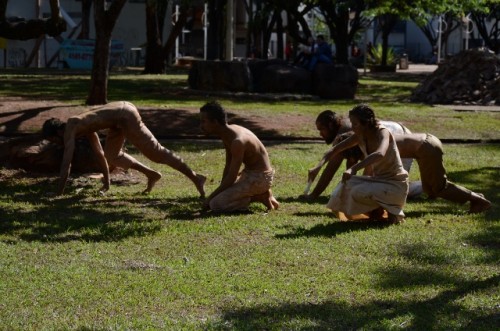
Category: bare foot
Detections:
[
  {"x1": 143, "y1": 171, "x2": 162, "y2": 194},
  {"x1": 469, "y1": 193, "x2": 491, "y2": 213},
  {"x1": 195, "y1": 173, "x2": 207, "y2": 198},
  {"x1": 388, "y1": 213, "x2": 404, "y2": 224},
  {"x1": 252, "y1": 190, "x2": 279, "y2": 211},
  {"x1": 270, "y1": 195, "x2": 280, "y2": 210}
]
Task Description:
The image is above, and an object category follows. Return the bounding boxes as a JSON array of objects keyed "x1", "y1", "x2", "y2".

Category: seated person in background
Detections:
[
  {"x1": 199, "y1": 101, "x2": 279, "y2": 213},
  {"x1": 301, "y1": 109, "x2": 421, "y2": 200},
  {"x1": 309, "y1": 104, "x2": 409, "y2": 224},
  {"x1": 293, "y1": 36, "x2": 315, "y2": 67},
  {"x1": 308, "y1": 35, "x2": 333, "y2": 71},
  {"x1": 42, "y1": 101, "x2": 206, "y2": 196}
]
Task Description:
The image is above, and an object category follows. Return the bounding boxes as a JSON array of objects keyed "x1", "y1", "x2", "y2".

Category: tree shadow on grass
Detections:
[
  {"x1": 211, "y1": 239, "x2": 499, "y2": 330},
  {"x1": 0, "y1": 105, "x2": 78, "y2": 135},
  {"x1": 275, "y1": 218, "x2": 392, "y2": 239},
  {"x1": 210, "y1": 273, "x2": 499, "y2": 330},
  {"x1": 139, "y1": 107, "x2": 284, "y2": 140},
  {"x1": 0, "y1": 177, "x2": 204, "y2": 243}
]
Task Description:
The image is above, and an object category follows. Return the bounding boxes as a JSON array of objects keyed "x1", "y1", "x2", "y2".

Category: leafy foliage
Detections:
[{"x1": 368, "y1": 42, "x2": 397, "y2": 65}]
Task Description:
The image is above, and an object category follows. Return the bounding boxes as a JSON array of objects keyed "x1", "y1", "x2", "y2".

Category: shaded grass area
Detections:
[
  {"x1": 0, "y1": 142, "x2": 498, "y2": 329},
  {"x1": 1, "y1": 68, "x2": 499, "y2": 140}
]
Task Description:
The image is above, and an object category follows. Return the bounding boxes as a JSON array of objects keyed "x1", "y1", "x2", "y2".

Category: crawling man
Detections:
[{"x1": 42, "y1": 101, "x2": 206, "y2": 196}]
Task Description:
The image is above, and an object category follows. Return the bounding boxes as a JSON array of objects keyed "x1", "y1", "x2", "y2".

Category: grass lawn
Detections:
[
  {"x1": 0, "y1": 68, "x2": 499, "y2": 329},
  {"x1": 1, "y1": 68, "x2": 499, "y2": 140},
  {"x1": 0, "y1": 141, "x2": 498, "y2": 330}
]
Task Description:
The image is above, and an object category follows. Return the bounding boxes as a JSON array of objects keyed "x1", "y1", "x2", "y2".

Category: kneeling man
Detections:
[{"x1": 200, "y1": 101, "x2": 279, "y2": 212}]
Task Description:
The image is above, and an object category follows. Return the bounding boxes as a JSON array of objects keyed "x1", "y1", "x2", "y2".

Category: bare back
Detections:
[
  {"x1": 66, "y1": 101, "x2": 137, "y2": 138},
  {"x1": 224, "y1": 124, "x2": 272, "y2": 172},
  {"x1": 394, "y1": 133, "x2": 428, "y2": 158}
]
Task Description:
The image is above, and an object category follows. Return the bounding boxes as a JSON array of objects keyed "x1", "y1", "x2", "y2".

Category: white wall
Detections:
[{"x1": 0, "y1": 0, "x2": 165, "y2": 68}]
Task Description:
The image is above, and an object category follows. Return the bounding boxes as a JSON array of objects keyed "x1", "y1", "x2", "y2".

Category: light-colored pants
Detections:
[
  {"x1": 210, "y1": 169, "x2": 274, "y2": 212},
  {"x1": 415, "y1": 134, "x2": 471, "y2": 203},
  {"x1": 102, "y1": 102, "x2": 184, "y2": 170}
]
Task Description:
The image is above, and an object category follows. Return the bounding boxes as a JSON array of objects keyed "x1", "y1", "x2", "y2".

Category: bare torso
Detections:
[
  {"x1": 223, "y1": 124, "x2": 272, "y2": 172},
  {"x1": 66, "y1": 101, "x2": 133, "y2": 138},
  {"x1": 394, "y1": 133, "x2": 427, "y2": 158}
]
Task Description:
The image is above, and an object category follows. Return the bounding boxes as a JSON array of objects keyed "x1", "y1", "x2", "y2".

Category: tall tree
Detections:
[
  {"x1": 144, "y1": 0, "x2": 169, "y2": 73},
  {"x1": 282, "y1": 1, "x2": 315, "y2": 59},
  {"x1": 207, "y1": 0, "x2": 226, "y2": 59},
  {"x1": 313, "y1": 0, "x2": 368, "y2": 65},
  {"x1": 471, "y1": 2, "x2": 500, "y2": 53},
  {"x1": 369, "y1": 0, "x2": 490, "y2": 64},
  {"x1": 243, "y1": 0, "x2": 287, "y2": 59},
  {"x1": 79, "y1": 0, "x2": 93, "y2": 39},
  {"x1": 87, "y1": 0, "x2": 127, "y2": 105},
  {"x1": 0, "y1": 0, "x2": 66, "y2": 40}
]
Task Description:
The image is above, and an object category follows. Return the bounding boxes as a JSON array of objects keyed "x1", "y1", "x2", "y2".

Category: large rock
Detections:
[
  {"x1": 312, "y1": 63, "x2": 359, "y2": 99},
  {"x1": 246, "y1": 59, "x2": 289, "y2": 92},
  {"x1": 411, "y1": 48, "x2": 500, "y2": 105},
  {"x1": 188, "y1": 60, "x2": 252, "y2": 92},
  {"x1": 188, "y1": 59, "x2": 359, "y2": 99},
  {"x1": 260, "y1": 64, "x2": 312, "y2": 94}
]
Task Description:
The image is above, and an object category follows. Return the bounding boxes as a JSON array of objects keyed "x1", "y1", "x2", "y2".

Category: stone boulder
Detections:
[
  {"x1": 411, "y1": 48, "x2": 500, "y2": 105},
  {"x1": 188, "y1": 59, "x2": 359, "y2": 99},
  {"x1": 246, "y1": 59, "x2": 289, "y2": 92},
  {"x1": 188, "y1": 60, "x2": 252, "y2": 92},
  {"x1": 312, "y1": 63, "x2": 359, "y2": 99},
  {"x1": 260, "y1": 64, "x2": 312, "y2": 94}
]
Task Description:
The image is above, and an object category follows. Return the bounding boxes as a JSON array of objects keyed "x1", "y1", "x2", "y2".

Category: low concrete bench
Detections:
[{"x1": 188, "y1": 59, "x2": 358, "y2": 99}]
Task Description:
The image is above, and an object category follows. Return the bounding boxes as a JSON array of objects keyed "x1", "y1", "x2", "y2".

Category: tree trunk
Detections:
[
  {"x1": 0, "y1": 0, "x2": 7, "y2": 19},
  {"x1": 334, "y1": 14, "x2": 350, "y2": 64},
  {"x1": 144, "y1": 1, "x2": 167, "y2": 74},
  {"x1": 161, "y1": 9, "x2": 187, "y2": 67},
  {"x1": 377, "y1": 14, "x2": 398, "y2": 67},
  {"x1": 207, "y1": 0, "x2": 225, "y2": 60},
  {"x1": 86, "y1": 0, "x2": 127, "y2": 105},
  {"x1": 275, "y1": 10, "x2": 283, "y2": 59},
  {"x1": 79, "y1": 0, "x2": 92, "y2": 39}
]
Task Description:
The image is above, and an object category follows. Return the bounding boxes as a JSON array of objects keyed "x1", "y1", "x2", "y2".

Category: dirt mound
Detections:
[{"x1": 411, "y1": 48, "x2": 500, "y2": 105}]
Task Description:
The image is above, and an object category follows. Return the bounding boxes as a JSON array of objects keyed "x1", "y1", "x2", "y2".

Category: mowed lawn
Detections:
[
  {"x1": 0, "y1": 68, "x2": 499, "y2": 329},
  {"x1": 0, "y1": 140, "x2": 498, "y2": 330}
]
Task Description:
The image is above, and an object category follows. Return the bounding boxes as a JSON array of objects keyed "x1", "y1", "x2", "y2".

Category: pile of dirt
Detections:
[{"x1": 411, "y1": 48, "x2": 500, "y2": 105}]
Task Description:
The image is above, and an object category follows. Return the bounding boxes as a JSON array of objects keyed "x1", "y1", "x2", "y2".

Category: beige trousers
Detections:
[
  {"x1": 102, "y1": 102, "x2": 184, "y2": 170},
  {"x1": 210, "y1": 169, "x2": 274, "y2": 212}
]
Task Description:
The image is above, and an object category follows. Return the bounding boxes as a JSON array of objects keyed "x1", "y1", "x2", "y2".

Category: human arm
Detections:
[
  {"x1": 308, "y1": 133, "x2": 359, "y2": 183},
  {"x1": 87, "y1": 132, "x2": 110, "y2": 193},
  {"x1": 302, "y1": 153, "x2": 343, "y2": 200},
  {"x1": 203, "y1": 139, "x2": 244, "y2": 209},
  {"x1": 56, "y1": 130, "x2": 76, "y2": 195},
  {"x1": 341, "y1": 130, "x2": 390, "y2": 182}
]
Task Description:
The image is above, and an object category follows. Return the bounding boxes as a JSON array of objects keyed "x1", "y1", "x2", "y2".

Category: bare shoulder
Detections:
[{"x1": 230, "y1": 124, "x2": 258, "y2": 141}]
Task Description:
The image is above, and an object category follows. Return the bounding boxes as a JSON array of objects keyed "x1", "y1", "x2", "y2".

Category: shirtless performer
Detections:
[
  {"x1": 309, "y1": 104, "x2": 409, "y2": 223},
  {"x1": 302, "y1": 110, "x2": 420, "y2": 200},
  {"x1": 199, "y1": 101, "x2": 279, "y2": 212},
  {"x1": 395, "y1": 133, "x2": 491, "y2": 213},
  {"x1": 321, "y1": 131, "x2": 492, "y2": 214},
  {"x1": 42, "y1": 101, "x2": 206, "y2": 196}
]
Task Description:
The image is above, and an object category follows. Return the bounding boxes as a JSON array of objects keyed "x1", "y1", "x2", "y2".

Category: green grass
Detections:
[
  {"x1": 1, "y1": 68, "x2": 499, "y2": 140},
  {"x1": 0, "y1": 68, "x2": 499, "y2": 329},
  {"x1": 0, "y1": 141, "x2": 498, "y2": 330}
]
